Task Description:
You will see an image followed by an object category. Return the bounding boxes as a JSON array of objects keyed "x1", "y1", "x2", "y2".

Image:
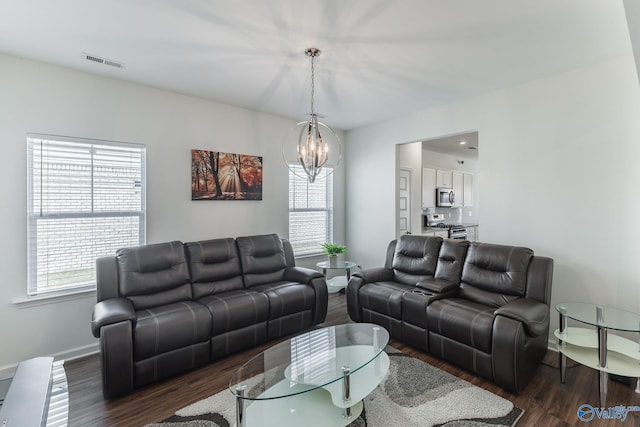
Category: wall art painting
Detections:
[{"x1": 191, "y1": 149, "x2": 263, "y2": 200}]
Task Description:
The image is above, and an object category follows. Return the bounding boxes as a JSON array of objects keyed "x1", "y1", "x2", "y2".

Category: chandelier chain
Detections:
[{"x1": 310, "y1": 54, "x2": 315, "y2": 116}]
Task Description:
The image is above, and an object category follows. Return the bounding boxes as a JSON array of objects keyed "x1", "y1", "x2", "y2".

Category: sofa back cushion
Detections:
[
  {"x1": 391, "y1": 235, "x2": 443, "y2": 285},
  {"x1": 116, "y1": 241, "x2": 192, "y2": 310},
  {"x1": 185, "y1": 238, "x2": 244, "y2": 299},
  {"x1": 434, "y1": 239, "x2": 470, "y2": 283},
  {"x1": 236, "y1": 234, "x2": 287, "y2": 287},
  {"x1": 459, "y1": 243, "x2": 533, "y2": 307}
]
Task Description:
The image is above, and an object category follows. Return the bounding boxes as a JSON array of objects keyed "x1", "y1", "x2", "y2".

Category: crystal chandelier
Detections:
[{"x1": 283, "y1": 48, "x2": 341, "y2": 183}]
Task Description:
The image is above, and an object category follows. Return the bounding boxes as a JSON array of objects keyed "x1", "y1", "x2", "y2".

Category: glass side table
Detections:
[
  {"x1": 555, "y1": 302, "x2": 640, "y2": 407},
  {"x1": 316, "y1": 261, "x2": 357, "y2": 294}
]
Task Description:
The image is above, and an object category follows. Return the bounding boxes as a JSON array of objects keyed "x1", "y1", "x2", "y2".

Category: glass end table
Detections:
[
  {"x1": 316, "y1": 260, "x2": 357, "y2": 294},
  {"x1": 555, "y1": 302, "x2": 640, "y2": 407}
]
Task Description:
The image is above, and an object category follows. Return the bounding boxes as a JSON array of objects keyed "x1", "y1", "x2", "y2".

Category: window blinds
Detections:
[
  {"x1": 27, "y1": 134, "x2": 146, "y2": 295},
  {"x1": 288, "y1": 164, "x2": 333, "y2": 256}
]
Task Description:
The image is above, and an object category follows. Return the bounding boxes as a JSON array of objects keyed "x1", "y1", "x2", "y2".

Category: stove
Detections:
[{"x1": 424, "y1": 214, "x2": 468, "y2": 240}]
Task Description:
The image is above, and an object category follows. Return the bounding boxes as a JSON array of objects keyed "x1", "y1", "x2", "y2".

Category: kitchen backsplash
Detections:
[{"x1": 423, "y1": 207, "x2": 477, "y2": 225}]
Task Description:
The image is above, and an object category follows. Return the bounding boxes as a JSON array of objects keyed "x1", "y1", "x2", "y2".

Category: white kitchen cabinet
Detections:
[
  {"x1": 433, "y1": 230, "x2": 448, "y2": 239},
  {"x1": 421, "y1": 167, "x2": 436, "y2": 208},
  {"x1": 452, "y1": 171, "x2": 463, "y2": 207},
  {"x1": 436, "y1": 169, "x2": 453, "y2": 188},
  {"x1": 463, "y1": 173, "x2": 474, "y2": 206},
  {"x1": 466, "y1": 226, "x2": 478, "y2": 242}
]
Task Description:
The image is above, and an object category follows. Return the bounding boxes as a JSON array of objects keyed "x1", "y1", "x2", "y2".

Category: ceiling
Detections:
[
  {"x1": 0, "y1": 1, "x2": 633, "y2": 130},
  {"x1": 423, "y1": 132, "x2": 479, "y2": 160}
]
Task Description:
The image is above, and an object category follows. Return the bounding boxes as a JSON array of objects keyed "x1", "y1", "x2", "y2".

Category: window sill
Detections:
[{"x1": 12, "y1": 288, "x2": 96, "y2": 308}]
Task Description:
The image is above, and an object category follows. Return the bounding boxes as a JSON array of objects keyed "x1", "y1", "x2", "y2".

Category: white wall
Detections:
[
  {"x1": 0, "y1": 53, "x2": 345, "y2": 373},
  {"x1": 397, "y1": 142, "x2": 423, "y2": 235},
  {"x1": 346, "y1": 54, "x2": 640, "y2": 341}
]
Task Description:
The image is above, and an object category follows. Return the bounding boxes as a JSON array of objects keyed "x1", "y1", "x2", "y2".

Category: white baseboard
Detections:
[{"x1": 0, "y1": 342, "x2": 99, "y2": 380}]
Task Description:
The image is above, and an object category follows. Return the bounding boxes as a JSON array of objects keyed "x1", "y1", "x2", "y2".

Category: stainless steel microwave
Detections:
[{"x1": 436, "y1": 187, "x2": 455, "y2": 207}]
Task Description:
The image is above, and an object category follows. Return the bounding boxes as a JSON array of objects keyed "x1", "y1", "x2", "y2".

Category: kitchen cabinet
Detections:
[
  {"x1": 452, "y1": 171, "x2": 463, "y2": 207},
  {"x1": 436, "y1": 169, "x2": 453, "y2": 188},
  {"x1": 463, "y1": 173, "x2": 474, "y2": 206},
  {"x1": 421, "y1": 167, "x2": 436, "y2": 208},
  {"x1": 421, "y1": 229, "x2": 449, "y2": 238},
  {"x1": 434, "y1": 229, "x2": 448, "y2": 239},
  {"x1": 423, "y1": 167, "x2": 474, "y2": 207},
  {"x1": 466, "y1": 226, "x2": 478, "y2": 242}
]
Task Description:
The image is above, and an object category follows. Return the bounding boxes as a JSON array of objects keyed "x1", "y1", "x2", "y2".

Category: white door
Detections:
[{"x1": 398, "y1": 168, "x2": 411, "y2": 236}]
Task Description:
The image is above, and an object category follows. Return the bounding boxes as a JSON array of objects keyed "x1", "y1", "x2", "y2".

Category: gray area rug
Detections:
[{"x1": 147, "y1": 348, "x2": 523, "y2": 427}]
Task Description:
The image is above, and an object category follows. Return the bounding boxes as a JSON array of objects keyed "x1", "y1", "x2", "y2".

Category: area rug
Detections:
[{"x1": 146, "y1": 347, "x2": 523, "y2": 427}]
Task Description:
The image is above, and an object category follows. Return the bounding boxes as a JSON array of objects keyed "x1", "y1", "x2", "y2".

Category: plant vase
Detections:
[{"x1": 329, "y1": 254, "x2": 338, "y2": 267}]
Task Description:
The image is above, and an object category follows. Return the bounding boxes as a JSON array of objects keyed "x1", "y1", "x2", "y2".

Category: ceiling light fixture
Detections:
[
  {"x1": 282, "y1": 47, "x2": 341, "y2": 183},
  {"x1": 459, "y1": 140, "x2": 467, "y2": 145}
]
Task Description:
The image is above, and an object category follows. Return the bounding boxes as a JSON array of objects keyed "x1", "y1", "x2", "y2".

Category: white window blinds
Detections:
[
  {"x1": 288, "y1": 164, "x2": 333, "y2": 256},
  {"x1": 27, "y1": 134, "x2": 146, "y2": 296}
]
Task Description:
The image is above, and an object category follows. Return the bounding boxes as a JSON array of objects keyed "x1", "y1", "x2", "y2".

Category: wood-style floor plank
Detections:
[{"x1": 65, "y1": 294, "x2": 640, "y2": 426}]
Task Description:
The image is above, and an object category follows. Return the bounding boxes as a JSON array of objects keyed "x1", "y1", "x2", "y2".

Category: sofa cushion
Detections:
[
  {"x1": 459, "y1": 243, "x2": 533, "y2": 308},
  {"x1": 185, "y1": 238, "x2": 244, "y2": 299},
  {"x1": 358, "y1": 281, "x2": 414, "y2": 319},
  {"x1": 392, "y1": 235, "x2": 443, "y2": 285},
  {"x1": 251, "y1": 281, "x2": 316, "y2": 319},
  {"x1": 434, "y1": 239, "x2": 470, "y2": 283},
  {"x1": 199, "y1": 290, "x2": 269, "y2": 335},
  {"x1": 427, "y1": 298, "x2": 495, "y2": 354},
  {"x1": 236, "y1": 234, "x2": 287, "y2": 287},
  {"x1": 134, "y1": 301, "x2": 212, "y2": 361},
  {"x1": 117, "y1": 241, "x2": 192, "y2": 310}
]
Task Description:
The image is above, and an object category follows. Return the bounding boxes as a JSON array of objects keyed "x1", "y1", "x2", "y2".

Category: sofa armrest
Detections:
[
  {"x1": 91, "y1": 297, "x2": 136, "y2": 338},
  {"x1": 285, "y1": 266, "x2": 323, "y2": 284},
  {"x1": 352, "y1": 267, "x2": 393, "y2": 283},
  {"x1": 494, "y1": 298, "x2": 550, "y2": 337},
  {"x1": 416, "y1": 278, "x2": 458, "y2": 294}
]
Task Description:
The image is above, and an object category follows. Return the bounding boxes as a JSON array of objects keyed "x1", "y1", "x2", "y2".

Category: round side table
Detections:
[{"x1": 316, "y1": 260, "x2": 357, "y2": 294}]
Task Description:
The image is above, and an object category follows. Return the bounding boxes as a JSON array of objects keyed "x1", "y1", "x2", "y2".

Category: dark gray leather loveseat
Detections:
[
  {"x1": 347, "y1": 235, "x2": 553, "y2": 393},
  {"x1": 91, "y1": 234, "x2": 328, "y2": 399}
]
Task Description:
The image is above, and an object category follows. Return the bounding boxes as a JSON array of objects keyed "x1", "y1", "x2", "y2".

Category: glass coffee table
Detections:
[
  {"x1": 555, "y1": 302, "x2": 640, "y2": 407},
  {"x1": 229, "y1": 323, "x2": 390, "y2": 427}
]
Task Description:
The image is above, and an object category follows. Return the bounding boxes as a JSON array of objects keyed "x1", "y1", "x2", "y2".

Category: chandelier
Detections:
[{"x1": 282, "y1": 47, "x2": 341, "y2": 183}]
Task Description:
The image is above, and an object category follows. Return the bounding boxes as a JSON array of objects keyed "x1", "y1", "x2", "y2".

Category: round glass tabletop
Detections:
[
  {"x1": 556, "y1": 302, "x2": 640, "y2": 332},
  {"x1": 229, "y1": 323, "x2": 389, "y2": 401},
  {"x1": 316, "y1": 261, "x2": 357, "y2": 269}
]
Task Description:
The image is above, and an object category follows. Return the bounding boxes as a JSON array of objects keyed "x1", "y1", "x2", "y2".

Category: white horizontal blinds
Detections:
[
  {"x1": 27, "y1": 134, "x2": 146, "y2": 295},
  {"x1": 289, "y1": 327, "x2": 337, "y2": 382},
  {"x1": 288, "y1": 164, "x2": 333, "y2": 256}
]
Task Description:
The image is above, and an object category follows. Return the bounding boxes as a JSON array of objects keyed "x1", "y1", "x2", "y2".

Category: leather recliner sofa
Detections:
[
  {"x1": 91, "y1": 233, "x2": 328, "y2": 399},
  {"x1": 347, "y1": 235, "x2": 553, "y2": 393}
]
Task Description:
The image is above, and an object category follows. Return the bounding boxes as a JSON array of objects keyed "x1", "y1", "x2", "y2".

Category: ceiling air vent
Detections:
[{"x1": 82, "y1": 52, "x2": 125, "y2": 69}]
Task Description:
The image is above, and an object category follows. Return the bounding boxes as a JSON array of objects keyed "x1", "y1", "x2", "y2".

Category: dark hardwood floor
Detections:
[{"x1": 66, "y1": 294, "x2": 640, "y2": 426}]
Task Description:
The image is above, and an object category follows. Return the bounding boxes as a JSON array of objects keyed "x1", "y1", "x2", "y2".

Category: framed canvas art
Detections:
[{"x1": 191, "y1": 149, "x2": 262, "y2": 200}]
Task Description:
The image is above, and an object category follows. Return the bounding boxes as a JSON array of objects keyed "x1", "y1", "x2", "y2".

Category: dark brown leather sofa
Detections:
[
  {"x1": 347, "y1": 235, "x2": 553, "y2": 393},
  {"x1": 91, "y1": 234, "x2": 328, "y2": 399}
]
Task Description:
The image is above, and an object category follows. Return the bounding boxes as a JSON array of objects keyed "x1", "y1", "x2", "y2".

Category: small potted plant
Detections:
[{"x1": 321, "y1": 242, "x2": 347, "y2": 267}]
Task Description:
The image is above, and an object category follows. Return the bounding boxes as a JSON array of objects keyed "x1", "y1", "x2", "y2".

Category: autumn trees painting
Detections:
[{"x1": 191, "y1": 149, "x2": 263, "y2": 200}]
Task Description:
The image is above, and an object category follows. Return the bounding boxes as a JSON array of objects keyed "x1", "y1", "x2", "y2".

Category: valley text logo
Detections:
[{"x1": 577, "y1": 404, "x2": 640, "y2": 422}]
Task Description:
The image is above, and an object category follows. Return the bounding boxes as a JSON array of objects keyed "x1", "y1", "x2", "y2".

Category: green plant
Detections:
[{"x1": 321, "y1": 242, "x2": 347, "y2": 255}]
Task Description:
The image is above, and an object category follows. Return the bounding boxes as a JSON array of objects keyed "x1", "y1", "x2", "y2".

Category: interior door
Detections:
[{"x1": 398, "y1": 168, "x2": 411, "y2": 236}]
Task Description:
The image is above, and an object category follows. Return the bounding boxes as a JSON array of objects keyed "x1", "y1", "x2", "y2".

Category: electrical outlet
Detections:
[{"x1": 468, "y1": 211, "x2": 472, "y2": 217}]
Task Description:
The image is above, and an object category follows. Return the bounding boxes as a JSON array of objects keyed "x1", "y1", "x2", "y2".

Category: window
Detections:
[
  {"x1": 288, "y1": 164, "x2": 333, "y2": 256},
  {"x1": 27, "y1": 134, "x2": 146, "y2": 296}
]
